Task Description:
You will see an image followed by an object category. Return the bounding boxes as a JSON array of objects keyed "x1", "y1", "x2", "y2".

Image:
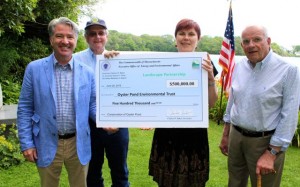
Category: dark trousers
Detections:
[{"x1": 87, "y1": 119, "x2": 130, "y2": 187}]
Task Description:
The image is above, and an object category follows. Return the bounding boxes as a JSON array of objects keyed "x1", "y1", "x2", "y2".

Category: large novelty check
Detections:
[{"x1": 96, "y1": 52, "x2": 208, "y2": 128}]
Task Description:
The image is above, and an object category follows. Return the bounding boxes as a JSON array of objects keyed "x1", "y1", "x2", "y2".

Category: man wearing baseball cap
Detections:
[{"x1": 74, "y1": 17, "x2": 129, "y2": 187}]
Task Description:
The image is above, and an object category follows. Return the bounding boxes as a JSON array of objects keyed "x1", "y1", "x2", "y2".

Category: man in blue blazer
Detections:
[{"x1": 17, "y1": 17, "x2": 96, "y2": 187}]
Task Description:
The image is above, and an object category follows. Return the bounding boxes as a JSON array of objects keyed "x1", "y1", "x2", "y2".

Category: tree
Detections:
[
  {"x1": 271, "y1": 43, "x2": 293, "y2": 57},
  {"x1": 199, "y1": 36, "x2": 223, "y2": 54},
  {"x1": 0, "y1": 38, "x2": 19, "y2": 80},
  {"x1": 23, "y1": 0, "x2": 98, "y2": 43},
  {"x1": 0, "y1": 0, "x2": 99, "y2": 84},
  {"x1": 292, "y1": 45, "x2": 300, "y2": 55},
  {"x1": 0, "y1": 0, "x2": 99, "y2": 37},
  {"x1": 0, "y1": 0, "x2": 37, "y2": 36}
]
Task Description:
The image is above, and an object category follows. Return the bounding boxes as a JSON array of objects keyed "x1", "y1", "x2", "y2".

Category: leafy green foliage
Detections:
[
  {"x1": 141, "y1": 34, "x2": 177, "y2": 52},
  {"x1": 34, "y1": 0, "x2": 98, "y2": 22},
  {"x1": 271, "y1": 43, "x2": 294, "y2": 57},
  {"x1": 209, "y1": 82, "x2": 228, "y2": 124},
  {"x1": 0, "y1": 124, "x2": 24, "y2": 169},
  {"x1": 106, "y1": 31, "x2": 142, "y2": 51},
  {"x1": 0, "y1": 38, "x2": 49, "y2": 105},
  {"x1": 0, "y1": 0, "x2": 102, "y2": 83},
  {"x1": 293, "y1": 45, "x2": 300, "y2": 55},
  {"x1": 13, "y1": 38, "x2": 51, "y2": 82},
  {"x1": 199, "y1": 36, "x2": 223, "y2": 54},
  {"x1": 1, "y1": 80, "x2": 21, "y2": 105},
  {"x1": 75, "y1": 32, "x2": 88, "y2": 52},
  {"x1": 104, "y1": 31, "x2": 295, "y2": 57},
  {"x1": 106, "y1": 31, "x2": 177, "y2": 52},
  {"x1": 0, "y1": 0, "x2": 37, "y2": 36},
  {"x1": 0, "y1": 38, "x2": 20, "y2": 81}
]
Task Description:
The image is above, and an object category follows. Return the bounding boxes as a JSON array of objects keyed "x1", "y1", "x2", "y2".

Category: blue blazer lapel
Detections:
[
  {"x1": 73, "y1": 60, "x2": 83, "y2": 107},
  {"x1": 43, "y1": 54, "x2": 57, "y2": 107}
]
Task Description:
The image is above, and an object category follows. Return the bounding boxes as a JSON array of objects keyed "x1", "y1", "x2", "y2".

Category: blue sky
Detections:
[{"x1": 79, "y1": 0, "x2": 300, "y2": 50}]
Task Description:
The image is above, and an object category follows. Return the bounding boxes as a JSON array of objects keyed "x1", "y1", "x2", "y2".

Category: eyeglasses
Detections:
[
  {"x1": 87, "y1": 31, "x2": 106, "y2": 37},
  {"x1": 242, "y1": 37, "x2": 266, "y2": 46}
]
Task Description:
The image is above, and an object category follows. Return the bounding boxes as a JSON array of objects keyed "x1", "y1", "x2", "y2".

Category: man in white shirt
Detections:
[{"x1": 219, "y1": 25, "x2": 300, "y2": 187}]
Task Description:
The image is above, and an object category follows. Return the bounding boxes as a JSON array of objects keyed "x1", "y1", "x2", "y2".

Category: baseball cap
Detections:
[{"x1": 85, "y1": 17, "x2": 107, "y2": 30}]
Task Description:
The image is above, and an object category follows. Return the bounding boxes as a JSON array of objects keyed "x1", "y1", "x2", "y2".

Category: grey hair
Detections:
[
  {"x1": 261, "y1": 26, "x2": 269, "y2": 38},
  {"x1": 48, "y1": 17, "x2": 79, "y2": 39}
]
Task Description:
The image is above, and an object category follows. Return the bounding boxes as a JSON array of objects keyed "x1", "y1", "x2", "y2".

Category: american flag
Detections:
[{"x1": 219, "y1": 2, "x2": 235, "y2": 95}]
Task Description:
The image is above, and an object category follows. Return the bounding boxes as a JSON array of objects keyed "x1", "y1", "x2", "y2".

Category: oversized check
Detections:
[{"x1": 96, "y1": 52, "x2": 209, "y2": 128}]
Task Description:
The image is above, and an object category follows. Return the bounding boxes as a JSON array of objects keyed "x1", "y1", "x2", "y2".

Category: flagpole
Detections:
[
  {"x1": 218, "y1": 74, "x2": 225, "y2": 125},
  {"x1": 218, "y1": 0, "x2": 234, "y2": 125}
]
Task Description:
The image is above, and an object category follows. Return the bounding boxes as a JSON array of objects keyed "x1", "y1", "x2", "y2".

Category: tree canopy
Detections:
[
  {"x1": 0, "y1": 0, "x2": 98, "y2": 82},
  {"x1": 0, "y1": 0, "x2": 37, "y2": 36}
]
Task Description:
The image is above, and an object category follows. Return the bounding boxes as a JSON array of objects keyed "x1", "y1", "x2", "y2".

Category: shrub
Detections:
[
  {"x1": 0, "y1": 123, "x2": 24, "y2": 169},
  {"x1": 209, "y1": 82, "x2": 228, "y2": 125},
  {"x1": 14, "y1": 37, "x2": 50, "y2": 82},
  {"x1": 0, "y1": 38, "x2": 20, "y2": 81},
  {"x1": 1, "y1": 80, "x2": 21, "y2": 105}
]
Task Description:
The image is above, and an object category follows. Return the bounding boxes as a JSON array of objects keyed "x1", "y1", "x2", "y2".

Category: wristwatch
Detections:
[{"x1": 267, "y1": 147, "x2": 279, "y2": 156}]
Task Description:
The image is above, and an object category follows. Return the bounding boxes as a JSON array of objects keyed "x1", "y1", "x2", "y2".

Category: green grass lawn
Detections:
[{"x1": 1, "y1": 121, "x2": 300, "y2": 186}]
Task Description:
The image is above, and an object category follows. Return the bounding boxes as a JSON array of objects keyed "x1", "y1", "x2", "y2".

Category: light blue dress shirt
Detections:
[
  {"x1": 74, "y1": 48, "x2": 107, "y2": 72},
  {"x1": 54, "y1": 57, "x2": 75, "y2": 135}
]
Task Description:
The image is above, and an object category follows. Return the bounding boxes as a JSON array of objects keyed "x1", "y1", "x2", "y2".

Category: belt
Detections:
[
  {"x1": 233, "y1": 125, "x2": 275, "y2": 137},
  {"x1": 58, "y1": 133, "x2": 76, "y2": 139}
]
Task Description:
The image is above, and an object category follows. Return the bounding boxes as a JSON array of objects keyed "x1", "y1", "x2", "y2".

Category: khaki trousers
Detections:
[
  {"x1": 228, "y1": 126, "x2": 285, "y2": 187},
  {"x1": 37, "y1": 136, "x2": 89, "y2": 187}
]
